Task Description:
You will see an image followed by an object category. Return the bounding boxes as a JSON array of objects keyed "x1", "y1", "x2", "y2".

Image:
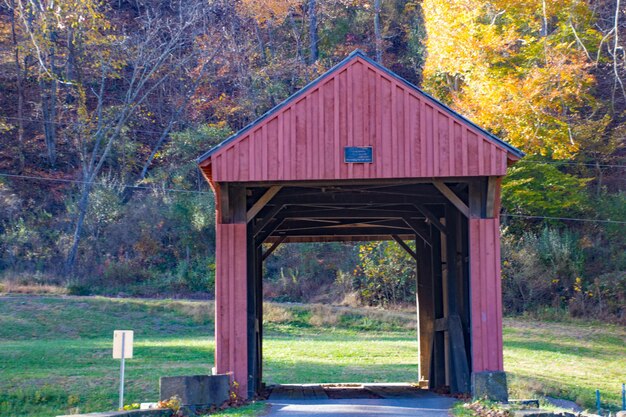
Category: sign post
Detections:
[{"x1": 113, "y1": 330, "x2": 133, "y2": 410}]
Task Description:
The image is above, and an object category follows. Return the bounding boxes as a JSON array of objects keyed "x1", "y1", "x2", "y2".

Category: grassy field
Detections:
[{"x1": 0, "y1": 296, "x2": 624, "y2": 417}]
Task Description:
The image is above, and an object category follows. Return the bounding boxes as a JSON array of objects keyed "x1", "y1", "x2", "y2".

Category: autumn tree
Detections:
[{"x1": 422, "y1": 0, "x2": 601, "y2": 158}]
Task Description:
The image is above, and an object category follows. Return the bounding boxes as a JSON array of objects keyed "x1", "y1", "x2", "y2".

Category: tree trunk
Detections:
[
  {"x1": 40, "y1": 76, "x2": 57, "y2": 168},
  {"x1": 374, "y1": 0, "x2": 383, "y2": 63},
  {"x1": 65, "y1": 181, "x2": 92, "y2": 276},
  {"x1": 308, "y1": 0, "x2": 318, "y2": 64},
  {"x1": 9, "y1": 0, "x2": 25, "y2": 172},
  {"x1": 40, "y1": 32, "x2": 58, "y2": 168}
]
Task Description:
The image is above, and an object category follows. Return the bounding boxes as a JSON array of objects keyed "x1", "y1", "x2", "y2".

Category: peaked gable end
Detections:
[{"x1": 199, "y1": 52, "x2": 522, "y2": 183}]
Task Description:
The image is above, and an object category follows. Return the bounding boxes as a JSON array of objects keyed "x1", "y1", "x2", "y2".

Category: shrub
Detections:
[
  {"x1": 174, "y1": 257, "x2": 215, "y2": 293},
  {"x1": 502, "y1": 227, "x2": 584, "y2": 313},
  {"x1": 66, "y1": 282, "x2": 92, "y2": 296},
  {"x1": 353, "y1": 241, "x2": 416, "y2": 307},
  {"x1": 103, "y1": 261, "x2": 153, "y2": 285}
]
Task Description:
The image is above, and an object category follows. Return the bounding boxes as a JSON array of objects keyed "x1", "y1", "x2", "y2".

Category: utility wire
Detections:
[
  {"x1": 0, "y1": 115, "x2": 180, "y2": 137},
  {"x1": 0, "y1": 172, "x2": 212, "y2": 195},
  {"x1": 516, "y1": 160, "x2": 626, "y2": 169},
  {"x1": 1, "y1": 171, "x2": 624, "y2": 225},
  {"x1": 502, "y1": 214, "x2": 626, "y2": 225},
  {"x1": 1, "y1": 115, "x2": 626, "y2": 169}
]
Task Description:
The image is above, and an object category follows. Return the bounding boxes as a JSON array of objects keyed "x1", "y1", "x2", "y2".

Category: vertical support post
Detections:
[
  {"x1": 247, "y1": 241, "x2": 263, "y2": 396},
  {"x1": 119, "y1": 333, "x2": 125, "y2": 410},
  {"x1": 430, "y1": 225, "x2": 446, "y2": 388},
  {"x1": 215, "y1": 184, "x2": 249, "y2": 398},
  {"x1": 246, "y1": 224, "x2": 257, "y2": 398},
  {"x1": 460, "y1": 212, "x2": 471, "y2": 353},
  {"x1": 446, "y1": 205, "x2": 470, "y2": 393},
  {"x1": 256, "y1": 244, "x2": 263, "y2": 390},
  {"x1": 417, "y1": 236, "x2": 434, "y2": 385},
  {"x1": 468, "y1": 179, "x2": 507, "y2": 401}
]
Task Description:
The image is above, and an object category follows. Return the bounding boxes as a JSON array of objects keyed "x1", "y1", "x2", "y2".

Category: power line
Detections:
[
  {"x1": 1, "y1": 171, "x2": 624, "y2": 225},
  {"x1": 1, "y1": 115, "x2": 626, "y2": 169},
  {"x1": 502, "y1": 214, "x2": 626, "y2": 225},
  {"x1": 0, "y1": 115, "x2": 184, "y2": 137},
  {"x1": 516, "y1": 160, "x2": 626, "y2": 169},
  {"x1": 0, "y1": 172, "x2": 213, "y2": 195}
]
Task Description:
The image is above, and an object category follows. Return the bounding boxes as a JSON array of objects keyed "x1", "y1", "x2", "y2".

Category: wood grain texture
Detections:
[
  {"x1": 215, "y1": 221, "x2": 248, "y2": 395},
  {"x1": 200, "y1": 56, "x2": 511, "y2": 183},
  {"x1": 469, "y1": 217, "x2": 504, "y2": 372}
]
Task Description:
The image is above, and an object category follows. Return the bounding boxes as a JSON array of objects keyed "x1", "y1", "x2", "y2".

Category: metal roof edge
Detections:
[
  {"x1": 196, "y1": 49, "x2": 367, "y2": 164},
  {"x1": 197, "y1": 49, "x2": 525, "y2": 165},
  {"x1": 354, "y1": 53, "x2": 525, "y2": 159}
]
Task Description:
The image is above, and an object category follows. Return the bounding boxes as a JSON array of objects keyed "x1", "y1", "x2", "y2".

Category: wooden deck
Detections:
[{"x1": 268, "y1": 383, "x2": 427, "y2": 400}]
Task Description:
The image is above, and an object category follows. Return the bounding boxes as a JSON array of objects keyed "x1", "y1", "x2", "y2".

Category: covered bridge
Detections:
[{"x1": 197, "y1": 50, "x2": 523, "y2": 400}]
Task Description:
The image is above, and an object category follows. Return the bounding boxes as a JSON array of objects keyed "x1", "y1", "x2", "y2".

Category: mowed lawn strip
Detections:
[
  {"x1": 0, "y1": 296, "x2": 624, "y2": 416},
  {"x1": 503, "y1": 317, "x2": 626, "y2": 411}
]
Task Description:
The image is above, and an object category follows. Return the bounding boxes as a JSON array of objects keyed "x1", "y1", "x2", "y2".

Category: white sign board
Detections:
[{"x1": 113, "y1": 330, "x2": 134, "y2": 359}]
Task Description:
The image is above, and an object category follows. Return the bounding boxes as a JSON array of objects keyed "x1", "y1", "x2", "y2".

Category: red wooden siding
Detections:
[
  {"x1": 469, "y1": 217, "x2": 504, "y2": 372},
  {"x1": 215, "y1": 222, "x2": 248, "y2": 393},
  {"x1": 201, "y1": 56, "x2": 512, "y2": 183}
]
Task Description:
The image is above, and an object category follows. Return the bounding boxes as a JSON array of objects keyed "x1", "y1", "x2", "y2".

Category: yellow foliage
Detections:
[
  {"x1": 422, "y1": 0, "x2": 601, "y2": 158},
  {"x1": 237, "y1": 0, "x2": 300, "y2": 25}
]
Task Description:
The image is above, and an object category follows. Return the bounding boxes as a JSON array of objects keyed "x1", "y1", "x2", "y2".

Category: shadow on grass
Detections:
[
  {"x1": 503, "y1": 339, "x2": 598, "y2": 356},
  {"x1": 503, "y1": 335, "x2": 625, "y2": 360},
  {"x1": 262, "y1": 358, "x2": 419, "y2": 385}
]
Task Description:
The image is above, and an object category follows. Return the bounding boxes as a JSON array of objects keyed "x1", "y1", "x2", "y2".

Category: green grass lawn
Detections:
[
  {"x1": 0, "y1": 296, "x2": 624, "y2": 417},
  {"x1": 503, "y1": 317, "x2": 625, "y2": 411}
]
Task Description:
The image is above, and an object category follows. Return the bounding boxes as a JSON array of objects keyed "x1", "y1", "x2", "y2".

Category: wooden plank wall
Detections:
[
  {"x1": 215, "y1": 222, "x2": 249, "y2": 395},
  {"x1": 468, "y1": 218, "x2": 504, "y2": 372},
  {"x1": 206, "y1": 57, "x2": 509, "y2": 182}
]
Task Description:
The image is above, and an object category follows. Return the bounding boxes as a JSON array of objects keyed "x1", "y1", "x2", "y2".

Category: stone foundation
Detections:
[
  {"x1": 471, "y1": 371, "x2": 508, "y2": 402},
  {"x1": 57, "y1": 409, "x2": 171, "y2": 417},
  {"x1": 159, "y1": 374, "x2": 230, "y2": 408}
]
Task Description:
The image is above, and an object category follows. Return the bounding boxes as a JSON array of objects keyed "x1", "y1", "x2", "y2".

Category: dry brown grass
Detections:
[
  {"x1": 0, "y1": 281, "x2": 68, "y2": 295},
  {"x1": 308, "y1": 304, "x2": 342, "y2": 326},
  {"x1": 168, "y1": 300, "x2": 215, "y2": 324},
  {"x1": 263, "y1": 303, "x2": 295, "y2": 323}
]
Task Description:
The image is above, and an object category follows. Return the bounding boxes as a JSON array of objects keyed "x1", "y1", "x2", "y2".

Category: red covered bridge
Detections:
[{"x1": 197, "y1": 50, "x2": 523, "y2": 400}]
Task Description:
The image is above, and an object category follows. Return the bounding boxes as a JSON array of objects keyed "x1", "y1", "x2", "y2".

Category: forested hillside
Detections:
[{"x1": 0, "y1": 0, "x2": 624, "y2": 322}]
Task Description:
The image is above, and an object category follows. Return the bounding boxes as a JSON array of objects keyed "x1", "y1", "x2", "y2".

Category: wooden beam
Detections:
[
  {"x1": 269, "y1": 226, "x2": 415, "y2": 238},
  {"x1": 268, "y1": 235, "x2": 414, "y2": 243},
  {"x1": 273, "y1": 193, "x2": 446, "y2": 206},
  {"x1": 416, "y1": 237, "x2": 434, "y2": 385},
  {"x1": 468, "y1": 180, "x2": 483, "y2": 218},
  {"x1": 434, "y1": 181, "x2": 470, "y2": 218},
  {"x1": 277, "y1": 209, "x2": 424, "y2": 219},
  {"x1": 247, "y1": 186, "x2": 282, "y2": 222},
  {"x1": 261, "y1": 236, "x2": 286, "y2": 261},
  {"x1": 255, "y1": 217, "x2": 286, "y2": 245},
  {"x1": 229, "y1": 177, "x2": 475, "y2": 188},
  {"x1": 391, "y1": 235, "x2": 418, "y2": 260},
  {"x1": 445, "y1": 206, "x2": 458, "y2": 315},
  {"x1": 253, "y1": 204, "x2": 285, "y2": 237},
  {"x1": 220, "y1": 185, "x2": 246, "y2": 223},
  {"x1": 276, "y1": 219, "x2": 410, "y2": 233},
  {"x1": 486, "y1": 177, "x2": 498, "y2": 218},
  {"x1": 413, "y1": 204, "x2": 447, "y2": 234},
  {"x1": 233, "y1": 187, "x2": 247, "y2": 223},
  {"x1": 448, "y1": 314, "x2": 470, "y2": 393},
  {"x1": 434, "y1": 317, "x2": 448, "y2": 332},
  {"x1": 402, "y1": 217, "x2": 433, "y2": 247},
  {"x1": 430, "y1": 226, "x2": 446, "y2": 389},
  {"x1": 218, "y1": 183, "x2": 230, "y2": 223}
]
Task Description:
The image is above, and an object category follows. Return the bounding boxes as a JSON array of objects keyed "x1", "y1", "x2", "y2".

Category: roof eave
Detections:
[
  {"x1": 196, "y1": 49, "x2": 368, "y2": 166},
  {"x1": 196, "y1": 49, "x2": 525, "y2": 166}
]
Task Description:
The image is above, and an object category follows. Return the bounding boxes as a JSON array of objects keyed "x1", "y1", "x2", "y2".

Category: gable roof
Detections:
[{"x1": 198, "y1": 50, "x2": 524, "y2": 183}]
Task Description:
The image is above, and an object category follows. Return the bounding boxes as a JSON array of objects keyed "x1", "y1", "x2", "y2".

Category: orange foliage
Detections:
[{"x1": 422, "y1": 0, "x2": 600, "y2": 158}]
